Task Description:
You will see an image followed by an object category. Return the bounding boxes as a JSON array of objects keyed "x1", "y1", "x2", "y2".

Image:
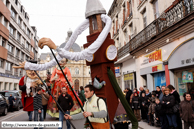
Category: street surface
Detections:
[{"x1": 0, "y1": 110, "x2": 160, "y2": 129}]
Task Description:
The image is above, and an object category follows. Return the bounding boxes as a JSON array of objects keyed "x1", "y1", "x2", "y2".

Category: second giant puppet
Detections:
[
  {"x1": 19, "y1": 60, "x2": 43, "y2": 120},
  {"x1": 48, "y1": 58, "x2": 83, "y2": 117},
  {"x1": 83, "y1": 0, "x2": 119, "y2": 123}
]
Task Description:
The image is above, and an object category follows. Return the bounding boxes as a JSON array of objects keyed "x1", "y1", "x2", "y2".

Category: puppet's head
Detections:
[
  {"x1": 59, "y1": 58, "x2": 68, "y2": 67},
  {"x1": 25, "y1": 60, "x2": 38, "y2": 80}
]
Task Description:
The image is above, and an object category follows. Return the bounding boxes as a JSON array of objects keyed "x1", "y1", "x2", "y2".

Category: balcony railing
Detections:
[
  {"x1": 117, "y1": 0, "x2": 193, "y2": 59},
  {"x1": 14, "y1": 71, "x2": 18, "y2": 76},
  {"x1": 5, "y1": 70, "x2": 12, "y2": 75}
]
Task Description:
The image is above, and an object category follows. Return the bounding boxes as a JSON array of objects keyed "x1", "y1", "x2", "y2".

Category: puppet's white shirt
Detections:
[
  {"x1": 26, "y1": 77, "x2": 38, "y2": 96},
  {"x1": 24, "y1": 14, "x2": 111, "y2": 71}
]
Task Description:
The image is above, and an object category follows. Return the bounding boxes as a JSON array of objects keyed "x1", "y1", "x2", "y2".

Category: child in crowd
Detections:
[
  {"x1": 155, "y1": 98, "x2": 163, "y2": 127},
  {"x1": 132, "y1": 92, "x2": 141, "y2": 121},
  {"x1": 148, "y1": 91, "x2": 156, "y2": 126},
  {"x1": 33, "y1": 87, "x2": 44, "y2": 128}
]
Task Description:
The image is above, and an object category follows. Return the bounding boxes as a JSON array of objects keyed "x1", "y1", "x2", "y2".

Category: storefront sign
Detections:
[
  {"x1": 124, "y1": 73, "x2": 133, "y2": 81},
  {"x1": 141, "y1": 49, "x2": 163, "y2": 66},
  {"x1": 152, "y1": 64, "x2": 163, "y2": 72},
  {"x1": 182, "y1": 71, "x2": 193, "y2": 83},
  {"x1": 181, "y1": 57, "x2": 194, "y2": 65},
  {"x1": 115, "y1": 67, "x2": 120, "y2": 77},
  {"x1": 0, "y1": 72, "x2": 21, "y2": 79}
]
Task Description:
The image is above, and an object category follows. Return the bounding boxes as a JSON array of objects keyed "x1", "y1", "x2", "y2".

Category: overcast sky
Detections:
[{"x1": 21, "y1": 0, "x2": 113, "y2": 54}]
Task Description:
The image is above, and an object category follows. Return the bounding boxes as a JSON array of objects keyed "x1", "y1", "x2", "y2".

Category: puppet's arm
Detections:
[
  {"x1": 23, "y1": 19, "x2": 89, "y2": 71},
  {"x1": 56, "y1": 14, "x2": 112, "y2": 61}
]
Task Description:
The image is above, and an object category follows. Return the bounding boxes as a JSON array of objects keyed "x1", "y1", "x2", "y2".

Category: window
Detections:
[
  {"x1": 142, "y1": 10, "x2": 147, "y2": 28},
  {"x1": 18, "y1": 17, "x2": 21, "y2": 26},
  {"x1": 9, "y1": 25, "x2": 14, "y2": 35},
  {"x1": 124, "y1": 29, "x2": 129, "y2": 43},
  {"x1": 11, "y1": 7, "x2": 16, "y2": 19},
  {"x1": 1, "y1": 38, "x2": 6, "y2": 47},
  {"x1": 17, "y1": 2, "x2": 20, "y2": 9},
  {"x1": 15, "y1": 48, "x2": 19, "y2": 57},
  {"x1": 9, "y1": 83, "x2": 11, "y2": 90},
  {"x1": 7, "y1": 43, "x2": 13, "y2": 53},
  {"x1": 21, "y1": 52, "x2": 24, "y2": 60},
  {"x1": 6, "y1": 1, "x2": 9, "y2": 8},
  {"x1": 0, "y1": 59, "x2": 3, "y2": 68},
  {"x1": 22, "y1": 37, "x2": 25, "y2": 45},
  {"x1": 153, "y1": 0, "x2": 159, "y2": 19},
  {"x1": 75, "y1": 68, "x2": 79, "y2": 75},
  {"x1": 26, "y1": 42, "x2": 29, "y2": 49},
  {"x1": 17, "y1": 32, "x2": 21, "y2": 41},
  {"x1": 6, "y1": 62, "x2": 11, "y2": 71},
  {"x1": 25, "y1": 55, "x2": 28, "y2": 60},
  {"x1": 23, "y1": 23, "x2": 26, "y2": 32},
  {"x1": 27, "y1": 29, "x2": 30, "y2": 37}
]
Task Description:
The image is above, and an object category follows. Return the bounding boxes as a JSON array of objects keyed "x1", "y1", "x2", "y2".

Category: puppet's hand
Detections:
[
  {"x1": 12, "y1": 61, "x2": 26, "y2": 69},
  {"x1": 38, "y1": 38, "x2": 57, "y2": 49},
  {"x1": 36, "y1": 80, "x2": 43, "y2": 85}
]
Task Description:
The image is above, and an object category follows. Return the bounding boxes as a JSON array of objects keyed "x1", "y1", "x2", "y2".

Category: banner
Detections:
[
  {"x1": 154, "y1": 72, "x2": 166, "y2": 89},
  {"x1": 115, "y1": 67, "x2": 120, "y2": 77},
  {"x1": 182, "y1": 71, "x2": 193, "y2": 83},
  {"x1": 178, "y1": 78, "x2": 187, "y2": 96}
]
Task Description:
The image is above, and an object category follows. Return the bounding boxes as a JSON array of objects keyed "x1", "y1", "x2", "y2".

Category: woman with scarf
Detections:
[{"x1": 179, "y1": 92, "x2": 194, "y2": 129}]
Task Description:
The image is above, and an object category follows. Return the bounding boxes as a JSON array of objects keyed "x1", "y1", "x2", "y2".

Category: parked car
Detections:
[
  {"x1": 0, "y1": 94, "x2": 8, "y2": 115},
  {"x1": 0, "y1": 92, "x2": 9, "y2": 105},
  {"x1": 3, "y1": 90, "x2": 23, "y2": 111}
]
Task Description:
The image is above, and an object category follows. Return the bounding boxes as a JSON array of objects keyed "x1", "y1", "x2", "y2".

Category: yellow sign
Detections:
[
  {"x1": 152, "y1": 64, "x2": 163, "y2": 72},
  {"x1": 124, "y1": 73, "x2": 133, "y2": 81},
  {"x1": 145, "y1": 49, "x2": 163, "y2": 63}
]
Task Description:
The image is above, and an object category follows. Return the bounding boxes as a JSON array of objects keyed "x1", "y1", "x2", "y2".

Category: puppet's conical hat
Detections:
[{"x1": 85, "y1": 0, "x2": 106, "y2": 18}]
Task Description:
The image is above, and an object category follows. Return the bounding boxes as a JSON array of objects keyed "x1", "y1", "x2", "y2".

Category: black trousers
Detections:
[
  {"x1": 10, "y1": 105, "x2": 13, "y2": 112},
  {"x1": 42, "y1": 105, "x2": 47, "y2": 119}
]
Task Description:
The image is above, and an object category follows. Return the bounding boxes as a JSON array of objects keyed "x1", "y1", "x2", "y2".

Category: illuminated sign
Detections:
[{"x1": 145, "y1": 49, "x2": 162, "y2": 63}]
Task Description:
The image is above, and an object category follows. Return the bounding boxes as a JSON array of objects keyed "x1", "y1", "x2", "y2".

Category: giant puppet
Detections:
[
  {"x1": 19, "y1": 60, "x2": 43, "y2": 121},
  {"x1": 48, "y1": 58, "x2": 83, "y2": 117},
  {"x1": 13, "y1": 0, "x2": 138, "y2": 128}
]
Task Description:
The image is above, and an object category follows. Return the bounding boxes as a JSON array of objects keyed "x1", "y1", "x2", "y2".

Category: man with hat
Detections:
[{"x1": 19, "y1": 60, "x2": 42, "y2": 121}]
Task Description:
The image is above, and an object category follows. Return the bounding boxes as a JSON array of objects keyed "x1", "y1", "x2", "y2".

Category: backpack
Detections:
[{"x1": 97, "y1": 98, "x2": 109, "y2": 123}]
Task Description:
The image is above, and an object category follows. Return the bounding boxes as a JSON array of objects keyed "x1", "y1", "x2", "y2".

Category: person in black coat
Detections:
[
  {"x1": 162, "y1": 87, "x2": 178, "y2": 129},
  {"x1": 156, "y1": 86, "x2": 162, "y2": 98},
  {"x1": 8, "y1": 94, "x2": 15, "y2": 112},
  {"x1": 140, "y1": 92, "x2": 148, "y2": 121},
  {"x1": 145, "y1": 89, "x2": 151, "y2": 123},
  {"x1": 132, "y1": 92, "x2": 141, "y2": 121},
  {"x1": 168, "y1": 85, "x2": 182, "y2": 129},
  {"x1": 125, "y1": 88, "x2": 132, "y2": 105},
  {"x1": 57, "y1": 87, "x2": 74, "y2": 129}
]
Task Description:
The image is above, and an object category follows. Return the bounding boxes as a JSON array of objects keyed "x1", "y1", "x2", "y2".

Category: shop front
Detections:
[
  {"x1": 124, "y1": 73, "x2": 135, "y2": 90},
  {"x1": 139, "y1": 49, "x2": 166, "y2": 91},
  {"x1": 168, "y1": 38, "x2": 194, "y2": 99}
]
